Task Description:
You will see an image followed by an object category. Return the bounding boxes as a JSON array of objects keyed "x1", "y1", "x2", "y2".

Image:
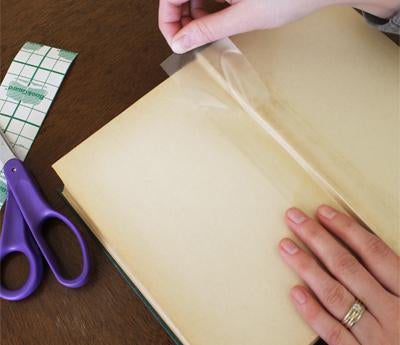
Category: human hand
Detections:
[
  {"x1": 158, "y1": 0, "x2": 400, "y2": 54},
  {"x1": 279, "y1": 205, "x2": 400, "y2": 345}
]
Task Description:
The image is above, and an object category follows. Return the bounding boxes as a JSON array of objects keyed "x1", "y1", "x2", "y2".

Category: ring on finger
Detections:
[{"x1": 342, "y1": 299, "x2": 366, "y2": 328}]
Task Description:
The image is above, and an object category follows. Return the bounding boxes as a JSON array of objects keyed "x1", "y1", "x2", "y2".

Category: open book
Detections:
[{"x1": 53, "y1": 6, "x2": 399, "y2": 345}]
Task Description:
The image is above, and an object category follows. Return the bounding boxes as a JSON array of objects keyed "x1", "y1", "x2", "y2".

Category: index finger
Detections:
[{"x1": 158, "y1": 0, "x2": 188, "y2": 44}]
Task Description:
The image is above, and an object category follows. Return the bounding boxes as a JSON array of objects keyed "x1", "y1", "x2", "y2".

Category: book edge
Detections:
[{"x1": 57, "y1": 185, "x2": 188, "y2": 345}]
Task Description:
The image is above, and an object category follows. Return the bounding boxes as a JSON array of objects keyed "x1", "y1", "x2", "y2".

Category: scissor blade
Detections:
[{"x1": 0, "y1": 130, "x2": 17, "y2": 167}]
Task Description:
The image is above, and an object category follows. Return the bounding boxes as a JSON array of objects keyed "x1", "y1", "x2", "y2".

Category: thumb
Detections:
[{"x1": 171, "y1": 3, "x2": 250, "y2": 54}]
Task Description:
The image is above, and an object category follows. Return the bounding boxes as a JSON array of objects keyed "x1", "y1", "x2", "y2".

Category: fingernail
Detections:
[
  {"x1": 280, "y1": 239, "x2": 299, "y2": 255},
  {"x1": 292, "y1": 287, "x2": 307, "y2": 305},
  {"x1": 287, "y1": 208, "x2": 307, "y2": 224},
  {"x1": 318, "y1": 205, "x2": 337, "y2": 220},
  {"x1": 171, "y1": 35, "x2": 191, "y2": 54}
]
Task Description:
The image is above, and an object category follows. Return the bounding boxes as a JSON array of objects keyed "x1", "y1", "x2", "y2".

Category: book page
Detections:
[
  {"x1": 53, "y1": 6, "x2": 399, "y2": 345},
  {"x1": 54, "y1": 57, "x2": 344, "y2": 344}
]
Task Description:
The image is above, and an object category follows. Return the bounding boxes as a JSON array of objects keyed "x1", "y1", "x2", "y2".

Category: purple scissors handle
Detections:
[
  {"x1": 0, "y1": 193, "x2": 43, "y2": 301},
  {"x1": 0, "y1": 159, "x2": 90, "y2": 301}
]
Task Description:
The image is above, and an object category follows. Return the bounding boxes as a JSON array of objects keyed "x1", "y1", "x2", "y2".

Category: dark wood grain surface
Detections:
[
  {"x1": 1, "y1": 1, "x2": 175, "y2": 344},
  {"x1": 0, "y1": 1, "x2": 397, "y2": 345}
]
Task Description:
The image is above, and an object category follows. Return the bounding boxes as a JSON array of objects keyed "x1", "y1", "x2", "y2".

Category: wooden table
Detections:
[
  {"x1": 0, "y1": 1, "x2": 397, "y2": 344},
  {"x1": 1, "y1": 1, "x2": 175, "y2": 344}
]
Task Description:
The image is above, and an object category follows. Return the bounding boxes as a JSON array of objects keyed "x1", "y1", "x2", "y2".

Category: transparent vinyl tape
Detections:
[
  {"x1": 162, "y1": 39, "x2": 362, "y2": 223},
  {"x1": 160, "y1": 37, "x2": 399, "y2": 252},
  {"x1": 163, "y1": 39, "x2": 332, "y2": 192}
]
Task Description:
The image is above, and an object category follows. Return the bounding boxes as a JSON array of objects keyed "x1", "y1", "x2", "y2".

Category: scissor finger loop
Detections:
[{"x1": 0, "y1": 158, "x2": 90, "y2": 301}]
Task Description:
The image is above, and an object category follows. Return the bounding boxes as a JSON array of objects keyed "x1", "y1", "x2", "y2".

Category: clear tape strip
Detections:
[{"x1": 161, "y1": 38, "x2": 368, "y2": 227}]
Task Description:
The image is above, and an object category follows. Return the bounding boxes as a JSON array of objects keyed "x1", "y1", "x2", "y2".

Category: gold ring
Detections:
[{"x1": 342, "y1": 300, "x2": 366, "y2": 328}]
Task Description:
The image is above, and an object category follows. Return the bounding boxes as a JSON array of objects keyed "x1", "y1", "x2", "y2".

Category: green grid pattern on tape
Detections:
[{"x1": 0, "y1": 42, "x2": 77, "y2": 208}]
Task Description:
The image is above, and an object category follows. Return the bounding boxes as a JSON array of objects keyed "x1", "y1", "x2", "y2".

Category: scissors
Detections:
[{"x1": 0, "y1": 130, "x2": 90, "y2": 301}]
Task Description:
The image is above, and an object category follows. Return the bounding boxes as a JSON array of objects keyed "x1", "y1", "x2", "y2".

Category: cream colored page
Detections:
[
  {"x1": 228, "y1": 6, "x2": 399, "y2": 250},
  {"x1": 53, "y1": 59, "x2": 344, "y2": 344}
]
